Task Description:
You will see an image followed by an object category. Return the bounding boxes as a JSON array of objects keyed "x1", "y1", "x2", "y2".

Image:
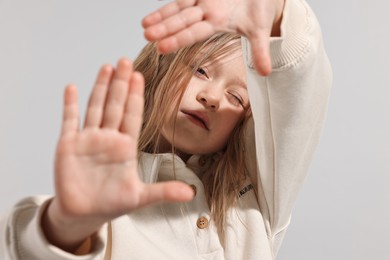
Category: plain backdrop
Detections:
[{"x1": 0, "y1": 0, "x2": 389, "y2": 259}]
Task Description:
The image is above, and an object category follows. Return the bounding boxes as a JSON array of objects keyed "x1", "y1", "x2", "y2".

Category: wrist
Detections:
[
  {"x1": 271, "y1": 0, "x2": 285, "y2": 37},
  {"x1": 41, "y1": 198, "x2": 104, "y2": 254}
]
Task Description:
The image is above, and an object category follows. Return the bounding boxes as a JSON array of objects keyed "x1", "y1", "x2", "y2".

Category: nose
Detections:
[{"x1": 196, "y1": 88, "x2": 220, "y2": 111}]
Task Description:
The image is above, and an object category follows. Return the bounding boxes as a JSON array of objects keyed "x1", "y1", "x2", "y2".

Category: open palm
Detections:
[{"x1": 45, "y1": 59, "x2": 193, "y2": 250}]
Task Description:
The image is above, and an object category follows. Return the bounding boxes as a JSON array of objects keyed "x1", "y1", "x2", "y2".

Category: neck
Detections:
[{"x1": 156, "y1": 135, "x2": 192, "y2": 162}]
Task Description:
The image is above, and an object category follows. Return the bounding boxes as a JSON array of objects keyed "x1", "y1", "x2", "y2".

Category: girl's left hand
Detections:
[{"x1": 142, "y1": 0, "x2": 285, "y2": 76}]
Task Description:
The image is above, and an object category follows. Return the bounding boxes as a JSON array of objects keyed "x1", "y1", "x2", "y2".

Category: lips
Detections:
[{"x1": 182, "y1": 110, "x2": 210, "y2": 130}]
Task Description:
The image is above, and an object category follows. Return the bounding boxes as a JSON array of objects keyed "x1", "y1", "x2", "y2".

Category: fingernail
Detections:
[{"x1": 181, "y1": 185, "x2": 194, "y2": 198}]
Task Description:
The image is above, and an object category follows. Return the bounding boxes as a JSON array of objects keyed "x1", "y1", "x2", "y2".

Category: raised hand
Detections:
[
  {"x1": 142, "y1": 0, "x2": 285, "y2": 76},
  {"x1": 42, "y1": 58, "x2": 194, "y2": 252}
]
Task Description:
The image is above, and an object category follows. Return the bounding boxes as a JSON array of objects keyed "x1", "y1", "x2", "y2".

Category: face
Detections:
[{"x1": 161, "y1": 46, "x2": 248, "y2": 157}]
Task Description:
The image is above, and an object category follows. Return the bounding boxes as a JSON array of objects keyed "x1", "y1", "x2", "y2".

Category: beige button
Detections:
[
  {"x1": 196, "y1": 217, "x2": 209, "y2": 229},
  {"x1": 190, "y1": 184, "x2": 197, "y2": 196}
]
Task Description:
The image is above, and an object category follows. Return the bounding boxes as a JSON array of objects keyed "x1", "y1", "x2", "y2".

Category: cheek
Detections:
[
  {"x1": 214, "y1": 113, "x2": 243, "y2": 143},
  {"x1": 180, "y1": 83, "x2": 196, "y2": 103},
  {"x1": 161, "y1": 99, "x2": 181, "y2": 139}
]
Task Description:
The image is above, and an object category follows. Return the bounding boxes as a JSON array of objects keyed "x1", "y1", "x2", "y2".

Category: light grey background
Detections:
[{"x1": 0, "y1": 0, "x2": 389, "y2": 259}]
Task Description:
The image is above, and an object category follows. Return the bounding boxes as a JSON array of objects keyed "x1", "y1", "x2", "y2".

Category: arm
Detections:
[
  {"x1": 0, "y1": 59, "x2": 194, "y2": 259},
  {"x1": 0, "y1": 196, "x2": 106, "y2": 260},
  {"x1": 243, "y1": 0, "x2": 332, "y2": 255}
]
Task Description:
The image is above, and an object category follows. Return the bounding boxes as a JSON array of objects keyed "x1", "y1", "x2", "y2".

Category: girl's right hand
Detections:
[{"x1": 42, "y1": 58, "x2": 194, "y2": 253}]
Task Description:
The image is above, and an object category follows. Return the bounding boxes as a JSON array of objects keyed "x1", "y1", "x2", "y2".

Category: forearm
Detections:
[
  {"x1": 0, "y1": 196, "x2": 106, "y2": 259},
  {"x1": 243, "y1": 0, "x2": 332, "y2": 252}
]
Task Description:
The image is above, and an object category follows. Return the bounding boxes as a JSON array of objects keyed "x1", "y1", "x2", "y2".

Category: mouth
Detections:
[{"x1": 182, "y1": 110, "x2": 210, "y2": 130}]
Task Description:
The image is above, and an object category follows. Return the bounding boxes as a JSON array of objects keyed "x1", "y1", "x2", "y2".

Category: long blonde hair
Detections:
[{"x1": 133, "y1": 33, "x2": 250, "y2": 240}]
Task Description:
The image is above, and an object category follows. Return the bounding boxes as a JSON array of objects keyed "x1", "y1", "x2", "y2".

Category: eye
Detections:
[
  {"x1": 195, "y1": 67, "x2": 209, "y2": 79},
  {"x1": 228, "y1": 91, "x2": 245, "y2": 108}
]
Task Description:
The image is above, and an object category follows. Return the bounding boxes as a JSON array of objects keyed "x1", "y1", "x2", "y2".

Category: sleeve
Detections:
[
  {"x1": 0, "y1": 196, "x2": 107, "y2": 260},
  {"x1": 242, "y1": 0, "x2": 332, "y2": 256}
]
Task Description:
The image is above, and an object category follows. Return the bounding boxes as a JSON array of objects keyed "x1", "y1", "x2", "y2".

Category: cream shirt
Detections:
[{"x1": 0, "y1": 0, "x2": 332, "y2": 259}]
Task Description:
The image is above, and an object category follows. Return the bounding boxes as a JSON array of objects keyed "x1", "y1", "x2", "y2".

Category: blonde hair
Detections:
[{"x1": 134, "y1": 33, "x2": 250, "y2": 240}]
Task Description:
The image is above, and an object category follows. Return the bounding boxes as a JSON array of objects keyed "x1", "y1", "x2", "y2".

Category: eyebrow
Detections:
[
  {"x1": 230, "y1": 76, "x2": 247, "y2": 90},
  {"x1": 197, "y1": 52, "x2": 248, "y2": 90}
]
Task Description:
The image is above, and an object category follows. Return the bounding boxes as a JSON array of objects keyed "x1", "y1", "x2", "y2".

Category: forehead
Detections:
[
  {"x1": 199, "y1": 38, "x2": 241, "y2": 58},
  {"x1": 206, "y1": 48, "x2": 247, "y2": 84},
  {"x1": 199, "y1": 38, "x2": 243, "y2": 67}
]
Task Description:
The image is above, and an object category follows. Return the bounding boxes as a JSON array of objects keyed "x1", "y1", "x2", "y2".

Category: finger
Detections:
[
  {"x1": 120, "y1": 71, "x2": 145, "y2": 140},
  {"x1": 156, "y1": 21, "x2": 216, "y2": 54},
  {"x1": 144, "y1": 6, "x2": 203, "y2": 42},
  {"x1": 248, "y1": 31, "x2": 272, "y2": 76},
  {"x1": 84, "y1": 65, "x2": 114, "y2": 128},
  {"x1": 142, "y1": 0, "x2": 196, "y2": 29},
  {"x1": 102, "y1": 58, "x2": 133, "y2": 129},
  {"x1": 61, "y1": 85, "x2": 79, "y2": 135},
  {"x1": 138, "y1": 181, "x2": 194, "y2": 208}
]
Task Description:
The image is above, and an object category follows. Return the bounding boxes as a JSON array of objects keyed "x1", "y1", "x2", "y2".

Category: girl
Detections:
[{"x1": 0, "y1": 0, "x2": 332, "y2": 259}]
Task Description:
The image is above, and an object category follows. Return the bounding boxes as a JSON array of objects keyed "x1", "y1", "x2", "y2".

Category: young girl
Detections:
[{"x1": 0, "y1": 0, "x2": 332, "y2": 259}]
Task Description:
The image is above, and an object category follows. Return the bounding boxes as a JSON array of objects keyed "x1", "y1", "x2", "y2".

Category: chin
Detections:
[{"x1": 175, "y1": 144, "x2": 222, "y2": 156}]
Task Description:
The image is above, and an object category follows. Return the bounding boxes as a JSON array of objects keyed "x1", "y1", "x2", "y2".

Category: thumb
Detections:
[
  {"x1": 248, "y1": 31, "x2": 272, "y2": 76},
  {"x1": 138, "y1": 181, "x2": 194, "y2": 207}
]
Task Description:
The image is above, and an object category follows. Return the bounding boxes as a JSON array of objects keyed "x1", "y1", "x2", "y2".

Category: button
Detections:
[
  {"x1": 190, "y1": 184, "x2": 197, "y2": 196},
  {"x1": 196, "y1": 217, "x2": 209, "y2": 229},
  {"x1": 198, "y1": 156, "x2": 206, "y2": 166}
]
